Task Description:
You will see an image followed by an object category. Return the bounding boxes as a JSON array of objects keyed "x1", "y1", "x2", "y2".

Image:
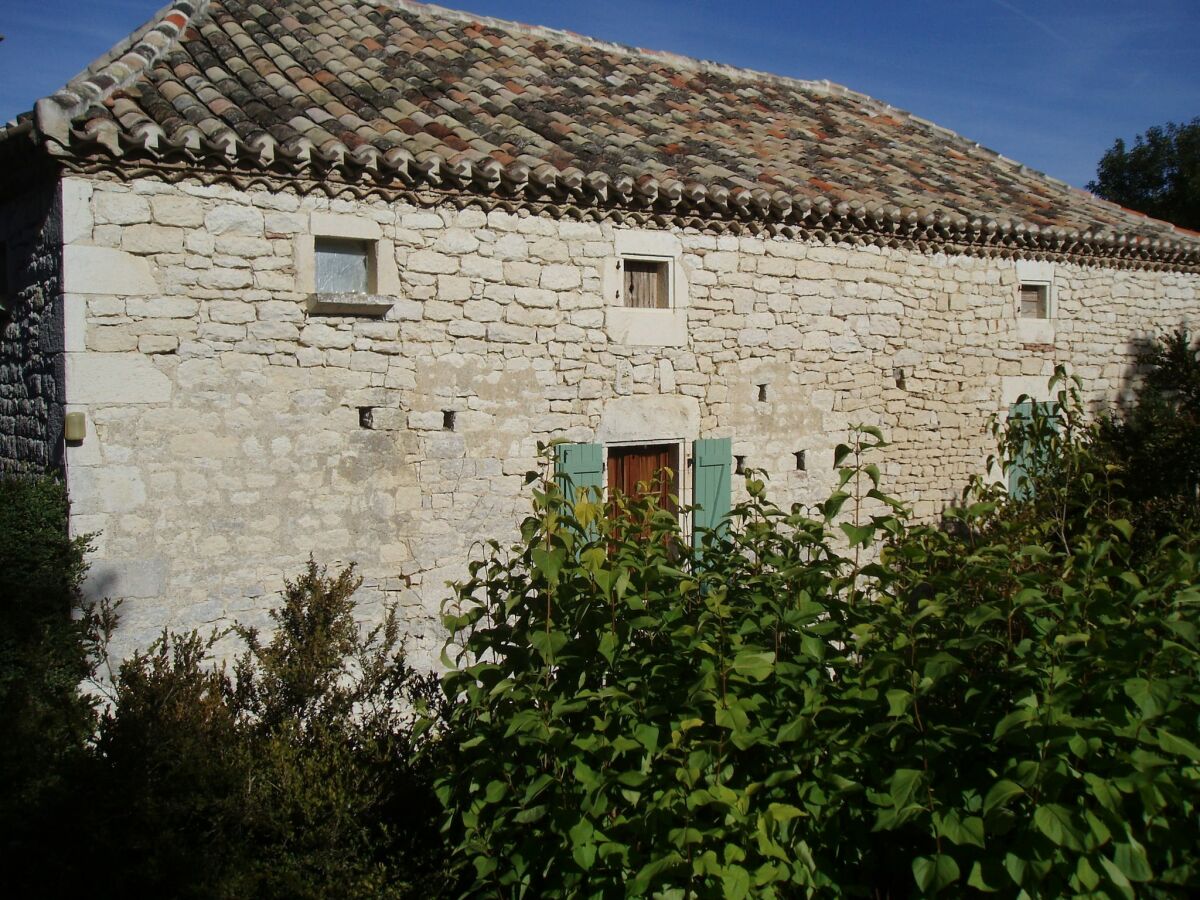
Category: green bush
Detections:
[
  {"x1": 438, "y1": 382, "x2": 1200, "y2": 896},
  {"x1": 1098, "y1": 329, "x2": 1200, "y2": 535},
  {"x1": 0, "y1": 475, "x2": 99, "y2": 886},
  {"x1": 77, "y1": 560, "x2": 453, "y2": 900}
]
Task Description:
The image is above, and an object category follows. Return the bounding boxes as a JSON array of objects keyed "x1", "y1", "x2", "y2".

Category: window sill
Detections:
[
  {"x1": 307, "y1": 293, "x2": 393, "y2": 317},
  {"x1": 605, "y1": 307, "x2": 687, "y2": 347}
]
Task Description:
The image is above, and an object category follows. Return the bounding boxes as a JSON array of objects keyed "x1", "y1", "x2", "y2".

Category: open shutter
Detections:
[
  {"x1": 1007, "y1": 401, "x2": 1058, "y2": 500},
  {"x1": 692, "y1": 437, "x2": 732, "y2": 549},
  {"x1": 555, "y1": 443, "x2": 603, "y2": 502}
]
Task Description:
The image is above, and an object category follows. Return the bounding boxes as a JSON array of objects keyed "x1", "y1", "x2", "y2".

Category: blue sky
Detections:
[{"x1": 1, "y1": 0, "x2": 1196, "y2": 188}]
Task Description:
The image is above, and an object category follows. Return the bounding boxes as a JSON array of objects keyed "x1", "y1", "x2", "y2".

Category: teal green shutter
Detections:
[
  {"x1": 692, "y1": 437, "x2": 732, "y2": 549},
  {"x1": 555, "y1": 443, "x2": 603, "y2": 502},
  {"x1": 1007, "y1": 401, "x2": 1058, "y2": 500}
]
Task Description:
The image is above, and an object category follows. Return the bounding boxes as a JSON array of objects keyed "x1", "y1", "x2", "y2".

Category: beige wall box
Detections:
[{"x1": 63, "y1": 412, "x2": 86, "y2": 442}]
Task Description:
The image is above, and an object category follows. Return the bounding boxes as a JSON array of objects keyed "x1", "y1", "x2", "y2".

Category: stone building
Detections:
[{"x1": 2, "y1": 0, "x2": 1198, "y2": 665}]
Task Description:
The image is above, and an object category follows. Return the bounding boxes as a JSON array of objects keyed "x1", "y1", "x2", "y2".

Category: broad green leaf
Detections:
[
  {"x1": 531, "y1": 546, "x2": 565, "y2": 583},
  {"x1": 1076, "y1": 856, "x2": 1101, "y2": 891},
  {"x1": 984, "y1": 779, "x2": 1024, "y2": 814},
  {"x1": 722, "y1": 864, "x2": 751, "y2": 900},
  {"x1": 1034, "y1": 803, "x2": 1083, "y2": 851},
  {"x1": 967, "y1": 860, "x2": 998, "y2": 892},
  {"x1": 886, "y1": 689, "x2": 912, "y2": 717},
  {"x1": 889, "y1": 768, "x2": 923, "y2": 808},
  {"x1": 530, "y1": 627, "x2": 567, "y2": 660},
  {"x1": 912, "y1": 854, "x2": 960, "y2": 893},
  {"x1": 840, "y1": 522, "x2": 875, "y2": 547},
  {"x1": 994, "y1": 706, "x2": 1036, "y2": 739},
  {"x1": 766, "y1": 803, "x2": 803, "y2": 823},
  {"x1": 732, "y1": 649, "x2": 776, "y2": 681},
  {"x1": 569, "y1": 819, "x2": 597, "y2": 870},
  {"x1": 634, "y1": 723, "x2": 660, "y2": 754},
  {"x1": 514, "y1": 804, "x2": 547, "y2": 824},
  {"x1": 1113, "y1": 837, "x2": 1153, "y2": 882},
  {"x1": 1158, "y1": 728, "x2": 1200, "y2": 760},
  {"x1": 937, "y1": 811, "x2": 985, "y2": 848},
  {"x1": 1124, "y1": 678, "x2": 1169, "y2": 719}
]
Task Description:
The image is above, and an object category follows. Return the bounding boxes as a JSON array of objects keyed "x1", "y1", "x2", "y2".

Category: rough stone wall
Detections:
[
  {"x1": 60, "y1": 174, "x2": 1200, "y2": 667},
  {"x1": 0, "y1": 180, "x2": 65, "y2": 475}
]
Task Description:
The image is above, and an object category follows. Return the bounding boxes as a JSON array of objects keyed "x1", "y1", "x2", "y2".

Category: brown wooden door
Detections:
[{"x1": 607, "y1": 444, "x2": 679, "y2": 513}]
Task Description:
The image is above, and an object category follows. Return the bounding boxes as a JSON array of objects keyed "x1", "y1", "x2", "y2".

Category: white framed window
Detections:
[
  {"x1": 1019, "y1": 282, "x2": 1050, "y2": 320},
  {"x1": 295, "y1": 213, "x2": 399, "y2": 316},
  {"x1": 315, "y1": 236, "x2": 372, "y2": 294},
  {"x1": 620, "y1": 256, "x2": 671, "y2": 309},
  {"x1": 1014, "y1": 259, "x2": 1056, "y2": 343},
  {"x1": 604, "y1": 229, "x2": 689, "y2": 347}
]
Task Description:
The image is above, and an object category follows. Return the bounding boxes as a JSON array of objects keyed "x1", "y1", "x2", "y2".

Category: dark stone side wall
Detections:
[{"x1": 0, "y1": 180, "x2": 64, "y2": 475}]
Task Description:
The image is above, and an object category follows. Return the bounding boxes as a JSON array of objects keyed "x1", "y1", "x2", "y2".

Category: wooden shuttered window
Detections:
[
  {"x1": 1020, "y1": 284, "x2": 1048, "y2": 319},
  {"x1": 554, "y1": 439, "x2": 732, "y2": 551},
  {"x1": 622, "y1": 258, "x2": 670, "y2": 309},
  {"x1": 1007, "y1": 400, "x2": 1059, "y2": 500},
  {"x1": 555, "y1": 443, "x2": 604, "y2": 502},
  {"x1": 692, "y1": 437, "x2": 732, "y2": 549},
  {"x1": 607, "y1": 444, "x2": 679, "y2": 513}
]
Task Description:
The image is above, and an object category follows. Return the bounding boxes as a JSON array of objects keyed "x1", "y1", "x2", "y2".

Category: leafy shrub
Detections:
[
  {"x1": 438, "y1": 383, "x2": 1200, "y2": 896},
  {"x1": 1097, "y1": 329, "x2": 1200, "y2": 536},
  {"x1": 76, "y1": 560, "x2": 452, "y2": 900},
  {"x1": 0, "y1": 475, "x2": 98, "y2": 888}
]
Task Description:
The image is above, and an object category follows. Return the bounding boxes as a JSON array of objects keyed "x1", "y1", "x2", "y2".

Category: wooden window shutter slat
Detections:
[
  {"x1": 623, "y1": 259, "x2": 669, "y2": 309},
  {"x1": 692, "y1": 437, "x2": 732, "y2": 549},
  {"x1": 555, "y1": 443, "x2": 604, "y2": 502},
  {"x1": 1007, "y1": 401, "x2": 1059, "y2": 499}
]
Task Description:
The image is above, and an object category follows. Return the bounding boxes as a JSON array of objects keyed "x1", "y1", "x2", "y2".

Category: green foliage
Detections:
[
  {"x1": 1087, "y1": 118, "x2": 1200, "y2": 230},
  {"x1": 0, "y1": 475, "x2": 99, "y2": 884},
  {"x1": 438, "y1": 395, "x2": 1200, "y2": 896},
  {"x1": 1097, "y1": 330, "x2": 1200, "y2": 534},
  {"x1": 74, "y1": 560, "x2": 452, "y2": 900}
]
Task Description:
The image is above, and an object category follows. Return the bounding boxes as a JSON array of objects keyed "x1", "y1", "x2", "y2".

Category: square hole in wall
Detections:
[
  {"x1": 315, "y1": 237, "x2": 372, "y2": 294},
  {"x1": 794, "y1": 450, "x2": 807, "y2": 471},
  {"x1": 621, "y1": 257, "x2": 670, "y2": 309},
  {"x1": 734, "y1": 455, "x2": 746, "y2": 475},
  {"x1": 442, "y1": 410, "x2": 456, "y2": 432},
  {"x1": 757, "y1": 383, "x2": 768, "y2": 402}
]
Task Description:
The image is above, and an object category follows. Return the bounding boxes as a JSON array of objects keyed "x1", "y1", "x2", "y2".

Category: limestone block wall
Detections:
[
  {"x1": 52, "y1": 173, "x2": 1200, "y2": 667},
  {"x1": 0, "y1": 180, "x2": 64, "y2": 475}
]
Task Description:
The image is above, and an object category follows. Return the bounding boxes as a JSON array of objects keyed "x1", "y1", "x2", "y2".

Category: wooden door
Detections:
[{"x1": 607, "y1": 443, "x2": 679, "y2": 513}]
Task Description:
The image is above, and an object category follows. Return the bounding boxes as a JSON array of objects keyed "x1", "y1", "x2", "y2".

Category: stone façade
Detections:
[{"x1": 0, "y1": 170, "x2": 1193, "y2": 667}]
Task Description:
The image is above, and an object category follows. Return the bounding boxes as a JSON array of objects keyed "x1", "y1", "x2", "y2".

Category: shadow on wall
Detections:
[
  {"x1": 1111, "y1": 321, "x2": 1195, "y2": 419},
  {"x1": 0, "y1": 180, "x2": 65, "y2": 475}
]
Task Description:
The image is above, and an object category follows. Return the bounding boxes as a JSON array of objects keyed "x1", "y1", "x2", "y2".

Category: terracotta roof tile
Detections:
[{"x1": 9, "y1": 0, "x2": 1200, "y2": 265}]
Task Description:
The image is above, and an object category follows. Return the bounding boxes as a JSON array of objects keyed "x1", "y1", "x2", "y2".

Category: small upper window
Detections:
[
  {"x1": 315, "y1": 237, "x2": 371, "y2": 294},
  {"x1": 622, "y1": 257, "x2": 670, "y2": 309},
  {"x1": 1020, "y1": 283, "x2": 1049, "y2": 319}
]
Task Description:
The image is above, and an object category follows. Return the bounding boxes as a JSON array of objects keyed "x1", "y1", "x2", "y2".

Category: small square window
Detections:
[
  {"x1": 315, "y1": 237, "x2": 371, "y2": 294},
  {"x1": 622, "y1": 257, "x2": 670, "y2": 309},
  {"x1": 1020, "y1": 283, "x2": 1049, "y2": 319}
]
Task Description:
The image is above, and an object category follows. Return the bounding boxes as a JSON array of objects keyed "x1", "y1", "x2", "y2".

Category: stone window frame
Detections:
[
  {"x1": 602, "y1": 229, "x2": 689, "y2": 347},
  {"x1": 1014, "y1": 259, "x2": 1056, "y2": 344},
  {"x1": 295, "y1": 212, "x2": 400, "y2": 316}
]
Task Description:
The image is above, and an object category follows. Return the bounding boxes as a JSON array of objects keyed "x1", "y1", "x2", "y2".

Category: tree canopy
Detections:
[{"x1": 1087, "y1": 118, "x2": 1200, "y2": 231}]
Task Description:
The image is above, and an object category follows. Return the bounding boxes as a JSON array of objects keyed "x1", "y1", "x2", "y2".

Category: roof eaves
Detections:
[{"x1": 33, "y1": 0, "x2": 211, "y2": 150}]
